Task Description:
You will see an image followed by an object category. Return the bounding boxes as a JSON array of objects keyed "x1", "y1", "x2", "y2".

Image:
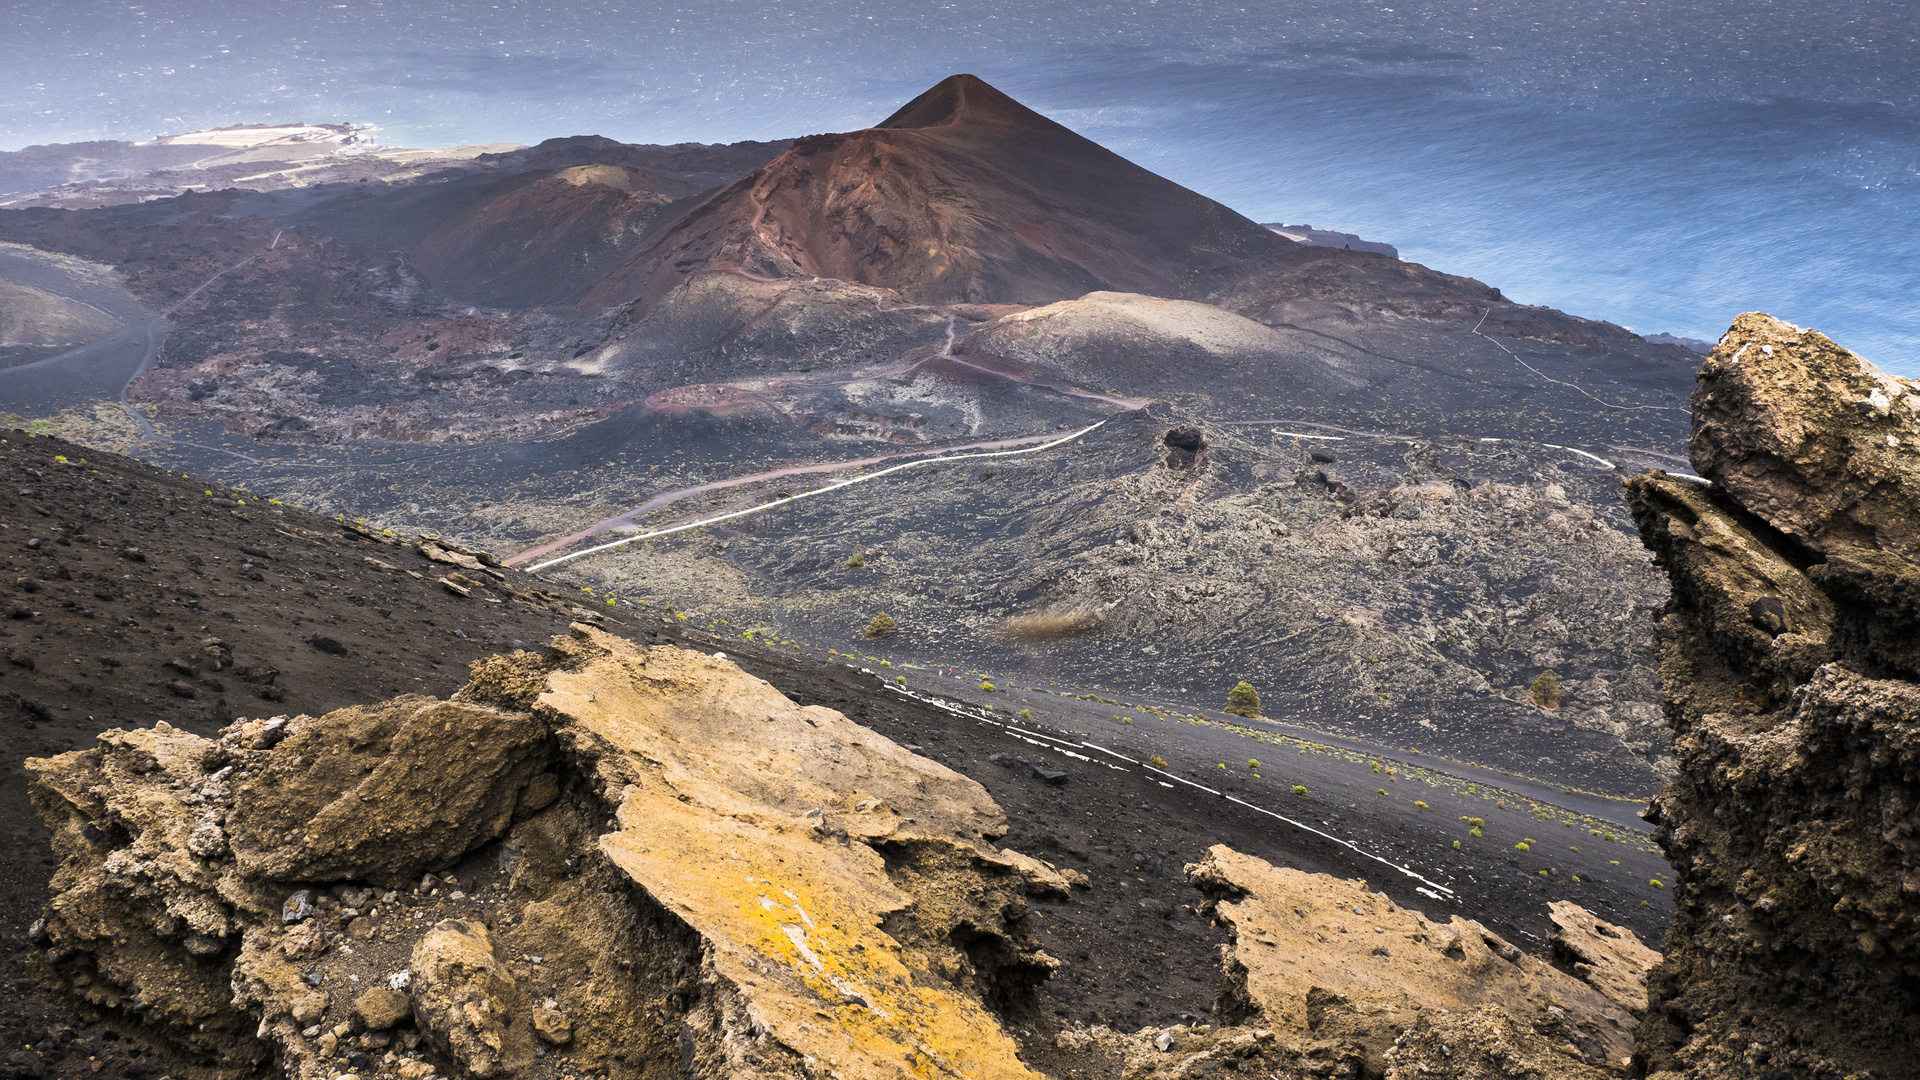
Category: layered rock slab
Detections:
[
  {"x1": 28, "y1": 625, "x2": 1063, "y2": 1080},
  {"x1": 1188, "y1": 847, "x2": 1640, "y2": 1073},
  {"x1": 1073, "y1": 847, "x2": 1654, "y2": 1079},
  {"x1": 530, "y1": 625, "x2": 1054, "y2": 1079},
  {"x1": 1626, "y1": 313, "x2": 1920, "y2": 1078}
]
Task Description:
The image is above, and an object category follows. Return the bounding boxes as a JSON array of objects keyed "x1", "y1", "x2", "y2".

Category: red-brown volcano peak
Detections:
[
  {"x1": 874, "y1": 73, "x2": 1063, "y2": 133},
  {"x1": 586, "y1": 75, "x2": 1300, "y2": 312}
]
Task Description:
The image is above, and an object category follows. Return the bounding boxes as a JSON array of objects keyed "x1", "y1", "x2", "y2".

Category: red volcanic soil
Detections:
[
  {"x1": 639, "y1": 381, "x2": 779, "y2": 417},
  {"x1": 377, "y1": 315, "x2": 513, "y2": 364},
  {"x1": 586, "y1": 74, "x2": 1302, "y2": 312}
]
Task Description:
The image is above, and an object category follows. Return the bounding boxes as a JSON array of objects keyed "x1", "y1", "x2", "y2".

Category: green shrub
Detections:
[
  {"x1": 864, "y1": 613, "x2": 897, "y2": 639},
  {"x1": 1377, "y1": 788, "x2": 1390, "y2": 797},
  {"x1": 1224, "y1": 681, "x2": 1262, "y2": 718},
  {"x1": 1469, "y1": 827, "x2": 1483, "y2": 838},
  {"x1": 1452, "y1": 840, "x2": 1461, "y2": 850},
  {"x1": 1018, "y1": 708, "x2": 1032, "y2": 720},
  {"x1": 1292, "y1": 785, "x2": 1308, "y2": 796},
  {"x1": 844, "y1": 552, "x2": 866, "y2": 569},
  {"x1": 1514, "y1": 842, "x2": 1531, "y2": 852},
  {"x1": 1414, "y1": 801, "x2": 1429, "y2": 809},
  {"x1": 1529, "y1": 669, "x2": 1562, "y2": 709},
  {"x1": 979, "y1": 681, "x2": 996, "y2": 692},
  {"x1": 1248, "y1": 758, "x2": 1260, "y2": 769}
]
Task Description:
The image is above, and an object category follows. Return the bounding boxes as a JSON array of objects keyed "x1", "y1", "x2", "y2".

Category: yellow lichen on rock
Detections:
[
  {"x1": 541, "y1": 628, "x2": 1044, "y2": 1079},
  {"x1": 1187, "y1": 846, "x2": 1640, "y2": 1073}
]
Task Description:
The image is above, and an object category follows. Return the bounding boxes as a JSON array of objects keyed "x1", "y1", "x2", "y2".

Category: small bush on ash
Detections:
[
  {"x1": 1529, "y1": 669, "x2": 1562, "y2": 709},
  {"x1": 1224, "y1": 681, "x2": 1261, "y2": 718}
]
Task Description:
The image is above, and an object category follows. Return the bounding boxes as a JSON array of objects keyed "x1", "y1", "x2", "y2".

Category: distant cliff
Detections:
[
  {"x1": 1262, "y1": 223, "x2": 1398, "y2": 259},
  {"x1": 1627, "y1": 312, "x2": 1920, "y2": 1078}
]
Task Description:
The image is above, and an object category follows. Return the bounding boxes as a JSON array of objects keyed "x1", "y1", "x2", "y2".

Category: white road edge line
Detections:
[
  {"x1": 874, "y1": 680, "x2": 1458, "y2": 900},
  {"x1": 528, "y1": 419, "x2": 1111, "y2": 572}
]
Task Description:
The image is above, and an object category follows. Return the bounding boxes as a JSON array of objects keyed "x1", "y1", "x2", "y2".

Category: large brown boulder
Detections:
[
  {"x1": 1625, "y1": 314, "x2": 1920, "y2": 1078},
  {"x1": 1689, "y1": 311, "x2": 1920, "y2": 674},
  {"x1": 225, "y1": 697, "x2": 553, "y2": 887},
  {"x1": 1188, "y1": 847, "x2": 1641, "y2": 1074},
  {"x1": 1690, "y1": 312, "x2": 1920, "y2": 565},
  {"x1": 1072, "y1": 847, "x2": 1653, "y2": 1080},
  {"x1": 410, "y1": 919, "x2": 530, "y2": 1077}
]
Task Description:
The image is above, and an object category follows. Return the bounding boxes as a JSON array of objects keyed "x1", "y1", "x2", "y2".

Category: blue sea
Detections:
[{"x1": 4, "y1": 0, "x2": 1916, "y2": 368}]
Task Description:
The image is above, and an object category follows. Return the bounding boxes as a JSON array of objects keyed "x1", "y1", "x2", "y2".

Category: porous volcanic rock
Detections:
[
  {"x1": 1062, "y1": 846, "x2": 1653, "y2": 1079},
  {"x1": 1625, "y1": 313, "x2": 1920, "y2": 1078},
  {"x1": 27, "y1": 624, "x2": 1071, "y2": 1080},
  {"x1": 223, "y1": 696, "x2": 553, "y2": 886},
  {"x1": 1186, "y1": 847, "x2": 1640, "y2": 1074},
  {"x1": 1548, "y1": 901, "x2": 1661, "y2": 1021}
]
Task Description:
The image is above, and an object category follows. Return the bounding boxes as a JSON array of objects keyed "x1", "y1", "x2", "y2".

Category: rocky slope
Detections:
[
  {"x1": 2, "y1": 427, "x2": 1679, "y2": 1079},
  {"x1": 545, "y1": 408, "x2": 1675, "y2": 792},
  {"x1": 27, "y1": 618, "x2": 1662, "y2": 1080},
  {"x1": 0, "y1": 427, "x2": 653, "y2": 1080},
  {"x1": 1626, "y1": 313, "x2": 1920, "y2": 1078},
  {"x1": 27, "y1": 624, "x2": 1065, "y2": 1080}
]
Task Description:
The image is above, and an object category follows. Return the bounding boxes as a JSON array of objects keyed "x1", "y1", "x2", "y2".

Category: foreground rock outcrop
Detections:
[
  {"x1": 30, "y1": 619, "x2": 1665, "y2": 1080},
  {"x1": 28, "y1": 625, "x2": 1066, "y2": 1080},
  {"x1": 1626, "y1": 313, "x2": 1920, "y2": 1078},
  {"x1": 1078, "y1": 847, "x2": 1651, "y2": 1080}
]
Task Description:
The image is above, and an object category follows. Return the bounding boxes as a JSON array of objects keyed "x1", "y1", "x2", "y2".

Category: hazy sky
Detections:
[
  {"x1": 3, "y1": 1, "x2": 1916, "y2": 361},
  {"x1": 6, "y1": 1, "x2": 1914, "y2": 148}
]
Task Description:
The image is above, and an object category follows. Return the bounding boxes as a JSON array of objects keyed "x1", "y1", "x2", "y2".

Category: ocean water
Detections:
[{"x1": 3, "y1": 0, "x2": 1916, "y2": 368}]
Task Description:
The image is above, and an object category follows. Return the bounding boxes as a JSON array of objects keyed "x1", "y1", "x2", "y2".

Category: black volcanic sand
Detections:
[
  {"x1": 0, "y1": 427, "x2": 1675, "y2": 1078},
  {"x1": 508, "y1": 407, "x2": 1675, "y2": 796}
]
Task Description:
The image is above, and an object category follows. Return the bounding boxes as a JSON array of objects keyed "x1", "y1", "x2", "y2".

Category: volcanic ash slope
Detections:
[{"x1": 1626, "y1": 312, "x2": 1920, "y2": 1078}]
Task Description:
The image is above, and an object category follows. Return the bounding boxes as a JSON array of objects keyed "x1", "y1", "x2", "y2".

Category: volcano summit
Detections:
[{"x1": 590, "y1": 74, "x2": 1301, "y2": 311}]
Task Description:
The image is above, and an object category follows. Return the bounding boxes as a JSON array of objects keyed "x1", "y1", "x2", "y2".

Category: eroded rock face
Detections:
[
  {"x1": 1548, "y1": 901, "x2": 1660, "y2": 1022},
  {"x1": 1186, "y1": 847, "x2": 1641, "y2": 1074},
  {"x1": 225, "y1": 696, "x2": 553, "y2": 887},
  {"x1": 1625, "y1": 313, "x2": 1920, "y2": 1078},
  {"x1": 27, "y1": 625, "x2": 1065, "y2": 1080},
  {"x1": 1063, "y1": 847, "x2": 1653, "y2": 1079}
]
